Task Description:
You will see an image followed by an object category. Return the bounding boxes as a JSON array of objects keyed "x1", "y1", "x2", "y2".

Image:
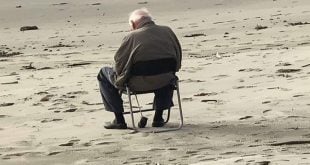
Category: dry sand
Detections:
[{"x1": 1, "y1": 0, "x2": 310, "y2": 164}]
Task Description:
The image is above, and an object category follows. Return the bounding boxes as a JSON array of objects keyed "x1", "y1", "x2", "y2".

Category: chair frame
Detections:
[{"x1": 122, "y1": 79, "x2": 184, "y2": 133}]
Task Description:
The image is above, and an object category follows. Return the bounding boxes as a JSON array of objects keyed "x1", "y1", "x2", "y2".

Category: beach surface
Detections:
[{"x1": 1, "y1": 0, "x2": 310, "y2": 164}]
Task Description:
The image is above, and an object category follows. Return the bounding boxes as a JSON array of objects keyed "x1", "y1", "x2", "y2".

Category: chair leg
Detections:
[
  {"x1": 175, "y1": 81, "x2": 184, "y2": 129},
  {"x1": 126, "y1": 87, "x2": 137, "y2": 130},
  {"x1": 164, "y1": 108, "x2": 171, "y2": 123},
  {"x1": 152, "y1": 81, "x2": 183, "y2": 133}
]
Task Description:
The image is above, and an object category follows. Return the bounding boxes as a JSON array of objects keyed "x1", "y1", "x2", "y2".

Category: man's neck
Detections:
[{"x1": 135, "y1": 17, "x2": 154, "y2": 29}]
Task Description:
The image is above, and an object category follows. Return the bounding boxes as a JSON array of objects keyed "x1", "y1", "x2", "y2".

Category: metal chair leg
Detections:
[
  {"x1": 175, "y1": 80, "x2": 184, "y2": 129},
  {"x1": 151, "y1": 80, "x2": 183, "y2": 133},
  {"x1": 126, "y1": 86, "x2": 137, "y2": 130}
]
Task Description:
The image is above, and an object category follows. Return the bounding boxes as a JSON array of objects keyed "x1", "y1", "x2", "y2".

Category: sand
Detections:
[{"x1": 1, "y1": 0, "x2": 310, "y2": 164}]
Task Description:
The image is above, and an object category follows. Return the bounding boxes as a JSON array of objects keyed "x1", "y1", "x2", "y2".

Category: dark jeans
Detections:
[{"x1": 97, "y1": 67, "x2": 174, "y2": 113}]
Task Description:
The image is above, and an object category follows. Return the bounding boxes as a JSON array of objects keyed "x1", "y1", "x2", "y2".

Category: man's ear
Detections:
[{"x1": 131, "y1": 21, "x2": 136, "y2": 30}]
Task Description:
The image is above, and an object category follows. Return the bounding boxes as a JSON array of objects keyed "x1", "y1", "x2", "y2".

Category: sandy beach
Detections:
[{"x1": 1, "y1": 0, "x2": 310, "y2": 164}]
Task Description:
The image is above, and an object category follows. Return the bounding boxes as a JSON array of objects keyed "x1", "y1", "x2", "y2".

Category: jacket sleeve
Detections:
[
  {"x1": 113, "y1": 35, "x2": 134, "y2": 88},
  {"x1": 169, "y1": 29, "x2": 182, "y2": 71},
  {"x1": 114, "y1": 35, "x2": 132, "y2": 74},
  {"x1": 174, "y1": 33, "x2": 182, "y2": 71}
]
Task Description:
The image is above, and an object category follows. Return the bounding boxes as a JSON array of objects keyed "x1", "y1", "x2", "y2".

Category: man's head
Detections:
[{"x1": 128, "y1": 8, "x2": 153, "y2": 30}]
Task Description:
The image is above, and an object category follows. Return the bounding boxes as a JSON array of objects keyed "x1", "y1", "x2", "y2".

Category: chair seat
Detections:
[{"x1": 122, "y1": 75, "x2": 179, "y2": 95}]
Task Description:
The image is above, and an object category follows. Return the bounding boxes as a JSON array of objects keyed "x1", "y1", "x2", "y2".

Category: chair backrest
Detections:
[{"x1": 130, "y1": 58, "x2": 177, "y2": 76}]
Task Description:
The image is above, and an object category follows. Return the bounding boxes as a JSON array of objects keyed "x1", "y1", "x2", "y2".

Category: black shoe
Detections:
[
  {"x1": 152, "y1": 119, "x2": 165, "y2": 127},
  {"x1": 104, "y1": 119, "x2": 127, "y2": 129}
]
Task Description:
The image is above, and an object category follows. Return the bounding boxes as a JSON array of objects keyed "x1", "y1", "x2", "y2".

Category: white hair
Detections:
[{"x1": 128, "y1": 8, "x2": 152, "y2": 26}]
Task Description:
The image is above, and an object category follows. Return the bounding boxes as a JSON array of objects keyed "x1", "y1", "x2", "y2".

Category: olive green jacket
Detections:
[{"x1": 113, "y1": 20, "x2": 182, "y2": 91}]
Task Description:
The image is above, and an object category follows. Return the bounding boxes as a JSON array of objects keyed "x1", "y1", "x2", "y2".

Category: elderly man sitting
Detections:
[{"x1": 97, "y1": 8, "x2": 182, "y2": 129}]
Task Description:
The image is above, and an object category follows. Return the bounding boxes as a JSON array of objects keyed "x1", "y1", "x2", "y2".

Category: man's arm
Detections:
[
  {"x1": 113, "y1": 35, "x2": 134, "y2": 88},
  {"x1": 174, "y1": 33, "x2": 182, "y2": 71},
  {"x1": 170, "y1": 29, "x2": 182, "y2": 71},
  {"x1": 114, "y1": 35, "x2": 132, "y2": 75}
]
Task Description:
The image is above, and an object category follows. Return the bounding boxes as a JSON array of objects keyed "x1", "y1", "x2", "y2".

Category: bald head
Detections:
[{"x1": 128, "y1": 8, "x2": 153, "y2": 30}]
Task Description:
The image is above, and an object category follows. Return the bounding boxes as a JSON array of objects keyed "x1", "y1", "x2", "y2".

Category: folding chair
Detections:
[{"x1": 121, "y1": 58, "x2": 184, "y2": 133}]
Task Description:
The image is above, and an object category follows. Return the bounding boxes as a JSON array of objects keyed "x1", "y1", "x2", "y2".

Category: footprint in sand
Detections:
[
  {"x1": 220, "y1": 151, "x2": 238, "y2": 155},
  {"x1": 201, "y1": 99, "x2": 218, "y2": 103},
  {"x1": 288, "y1": 21, "x2": 310, "y2": 26},
  {"x1": 47, "y1": 151, "x2": 62, "y2": 156},
  {"x1": 0, "y1": 115, "x2": 10, "y2": 118},
  {"x1": 267, "y1": 87, "x2": 291, "y2": 91},
  {"x1": 212, "y1": 74, "x2": 229, "y2": 80},
  {"x1": 59, "y1": 139, "x2": 80, "y2": 147},
  {"x1": 302, "y1": 133, "x2": 310, "y2": 138},
  {"x1": 180, "y1": 79, "x2": 205, "y2": 83},
  {"x1": 239, "y1": 116, "x2": 253, "y2": 120},
  {"x1": 96, "y1": 141, "x2": 115, "y2": 145},
  {"x1": 181, "y1": 67, "x2": 204, "y2": 73},
  {"x1": 233, "y1": 85, "x2": 256, "y2": 89},
  {"x1": 255, "y1": 161, "x2": 271, "y2": 165},
  {"x1": 40, "y1": 94, "x2": 54, "y2": 102},
  {"x1": 182, "y1": 97, "x2": 193, "y2": 102},
  {"x1": 67, "y1": 62, "x2": 91, "y2": 68},
  {"x1": 148, "y1": 148, "x2": 165, "y2": 151},
  {"x1": 52, "y1": 2, "x2": 68, "y2": 6},
  {"x1": 263, "y1": 109, "x2": 272, "y2": 113},
  {"x1": 184, "y1": 33, "x2": 206, "y2": 38},
  {"x1": 237, "y1": 47, "x2": 252, "y2": 51},
  {"x1": 67, "y1": 91, "x2": 88, "y2": 95},
  {"x1": 275, "y1": 62, "x2": 292, "y2": 66},
  {"x1": 293, "y1": 94, "x2": 304, "y2": 97},
  {"x1": 1, "y1": 81, "x2": 18, "y2": 85},
  {"x1": 186, "y1": 150, "x2": 200, "y2": 156},
  {"x1": 302, "y1": 64, "x2": 310, "y2": 68},
  {"x1": 82, "y1": 100, "x2": 102, "y2": 105},
  {"x1": 82, "y1": 142, "x2": 92, "y2": 147},
  {"x1": 124, "y1": 160, "x2": 152, "y2": 164},
  {"x1": 239, "y1": 68, "x2": 263, "y2": 72},
  {"x1": 194, "y1": 92, "x2": 217, "y2": 97},
  {"x1": 4, "y1": 151, "x2": 44, "y2": 158},
  {"x1": 199, "y1": 157, "x2": 218, "y2": 162},
  {"x1": 63, "y1": 108, "x2": 77, "y2": 113},
  {"x1": 269, "y1": 140, "x2": 310, "y2": 146},
  {"x1": 41, "y1": 118, "x2": 62, "y2": 123},
  {"x1": 262, "y1": 101, "x2": 271, "y2": 104},
  {"x1": 276, "y1": 69, "x2": 301, "y2": 73}
]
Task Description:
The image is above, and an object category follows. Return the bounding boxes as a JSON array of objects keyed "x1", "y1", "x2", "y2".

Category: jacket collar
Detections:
[{"x1": 136, "y1": 17, "x2": 155, "y2": 29}]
